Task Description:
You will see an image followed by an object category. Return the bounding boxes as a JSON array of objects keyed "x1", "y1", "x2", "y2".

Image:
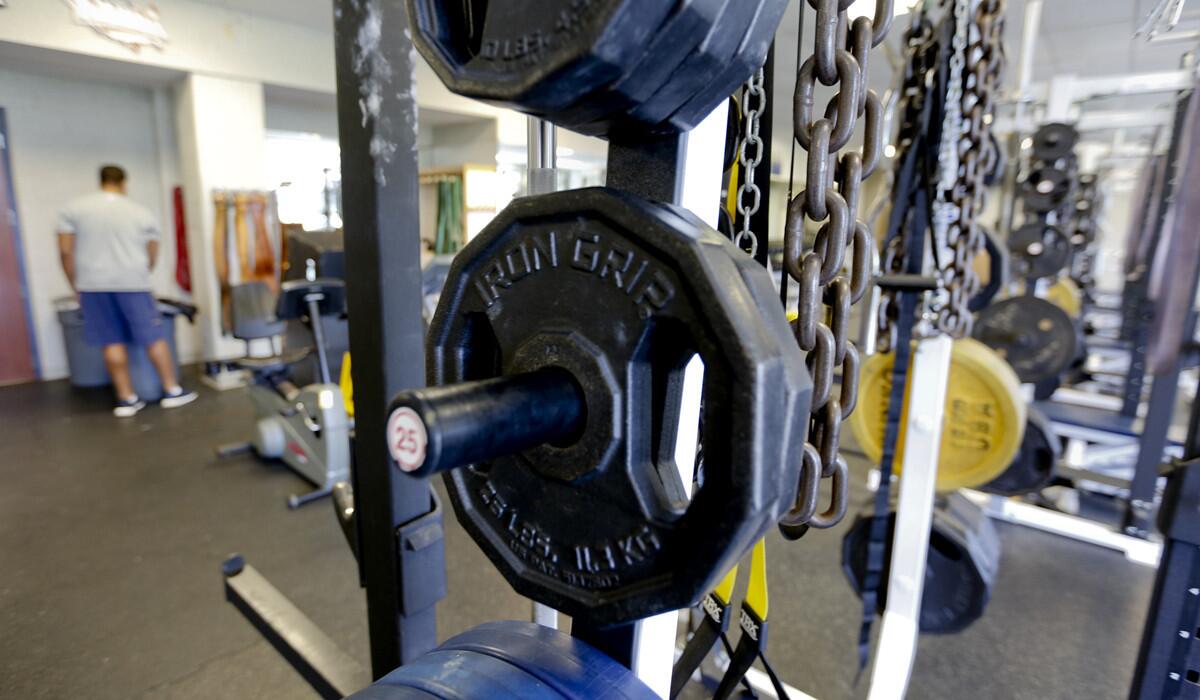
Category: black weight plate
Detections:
[
  {"x1": 968, "y1": 227, "x2": 1008, "y2": 312},
  {"x1": 407, "y1": 0, "x2": 676, "y2": 114},
  {"x1": 1020, "y1": 167, "x2": 1071, "y2": 212},
  {"x1": 550, "y1": 0, "x2": 729, "y2": 136},
  {"x1": 973, "y1": 297, "x2": 1077, "y2": 384},
  {"x1": 621, "y1": 0, "x2": 765, "y2": 129},
  {"x1": 427, "y1": 187, "x2": 809, "y2": 626},
  {"x1": 1009, "y1": 222, "x2": 1071, "y2": 280},
  {"x1": 1032, "y1": 122, "x2": 1079, "y2": 162},
  {"x1": 842, "y1": 495, "x2": 1000, "y2": 634},
  {"x1": 981, "y1": 406, "x2": 1059, "y2": 496},
  {"x1": 667, "y1": 0, "x2": 787, "y2": 131}
]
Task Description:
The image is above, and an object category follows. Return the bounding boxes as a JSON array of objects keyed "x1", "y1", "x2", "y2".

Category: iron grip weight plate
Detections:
[
  {"x1": 426, "y1": 188, "x2": 810, "y2": 625},
  {"x1": 407, "y1": 0, "x2": 675, "y2": 112}
]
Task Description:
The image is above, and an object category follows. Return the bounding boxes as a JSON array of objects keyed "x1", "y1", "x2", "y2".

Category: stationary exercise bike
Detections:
[{"x1": 217, "y1": 279, "x2": 351, "y2": 508}]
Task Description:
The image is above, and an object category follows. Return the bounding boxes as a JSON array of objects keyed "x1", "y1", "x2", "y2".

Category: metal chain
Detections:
[
  {"x1": 735, "y1": 68, "x2": 767, "y2": 256},
  {"x1": 940, "y1": 0, "x2": 1006, "y2": 337},
  {"x1": 929, "y1": 0, "x2": 968, "y2": 329},
  {"x1": 880, "y1": 0, "x2": 1006, "y2": 342},
  {"x1": 779, "y1": 0, "x2": 893, "y2": 534},
  {"x1": 877, "y1": 11, "x2": 933, "y2": 353}
]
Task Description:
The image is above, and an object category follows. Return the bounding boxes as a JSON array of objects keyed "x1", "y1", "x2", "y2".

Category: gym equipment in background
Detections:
[
  {"x1": 843, "y1": 493, "x2": 1001, "y2": 634},
  {"x1": 213, "y1": 190, "x2": 281, "y2": 332},
  {"x1": 979, "y1": 405, "x2": 1060, "y2": 497},
  {"x1": 973, "y1": 296, "x2": 1078, "y2": 385},
  {"x1": 849, "y1": 337, "x2": 1026, "y2": 493},
  {"x1": 217, "y1": 279, "x2": 350, "y2": 508}
]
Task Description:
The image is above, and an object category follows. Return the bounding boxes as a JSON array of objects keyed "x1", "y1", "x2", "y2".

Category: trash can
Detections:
[{"x1": 57, "y1": 297, "x2": 183, "y2": 402}]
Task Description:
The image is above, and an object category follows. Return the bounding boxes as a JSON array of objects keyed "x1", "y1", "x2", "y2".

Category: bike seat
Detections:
[{"x1": 233, "y1": 348, "x2": 311, "y2": 374}]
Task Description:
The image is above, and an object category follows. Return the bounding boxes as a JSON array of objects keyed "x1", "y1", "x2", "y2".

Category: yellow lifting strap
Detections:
[
  {"x1": 339, "y1": 352, "x2": 354, "y2": 418},
  {"x1": 744, "y1": 539, "x2": 768, "y2": 621}
]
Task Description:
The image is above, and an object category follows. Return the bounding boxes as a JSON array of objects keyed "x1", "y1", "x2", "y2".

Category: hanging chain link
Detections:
[
  {"x1": 940, "y1": 0, "x2": 1007, "y2": 336},
  {"x1": 735, "y1": 68, "x2": 767, "y2": 256},
  {"x1": 929, "y1": 0, "x2": 969, "y2": 327},
  {"x1": 779, "y1": 0, "x2": 893, "y2": 534},
  {"x1": 877, "y1": 13, "x2": 936, "y2": 354},
  {"x1": 877, "y1": 0, "x2": 1006, "y2": 347}
]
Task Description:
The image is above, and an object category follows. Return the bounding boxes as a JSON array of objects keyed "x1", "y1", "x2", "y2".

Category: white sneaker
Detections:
[
  {"x1": 113, "y1": 397, "x2": 147, "y2": 418},
  {"x1": 161, "y1": 387, "x2": 199, "y2": 409}
]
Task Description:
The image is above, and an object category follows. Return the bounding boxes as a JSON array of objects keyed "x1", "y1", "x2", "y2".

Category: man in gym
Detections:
[{"x1": 57, "y1": 165, "x2": 198, "y2": 417}]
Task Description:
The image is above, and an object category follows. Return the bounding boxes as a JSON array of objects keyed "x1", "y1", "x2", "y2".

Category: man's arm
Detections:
[
  {"x1": 57, "y1": 233, "x2": 77, "y2": 293},
  {"x1": 144, "y1": 208, "x2": 162, "y2": 270}
]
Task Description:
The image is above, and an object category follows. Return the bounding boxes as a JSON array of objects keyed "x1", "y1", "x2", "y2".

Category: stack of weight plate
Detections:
[{"x1": 407, "y1": 0, "x2": 788, "y2": 137}]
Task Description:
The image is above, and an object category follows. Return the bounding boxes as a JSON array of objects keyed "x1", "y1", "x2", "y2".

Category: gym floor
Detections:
[{"x1": 0, "y1": 375, "x2": 1155, "y2": 699}]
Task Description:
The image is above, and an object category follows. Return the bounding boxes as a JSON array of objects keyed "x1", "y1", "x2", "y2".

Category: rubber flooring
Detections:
[{"x1": 0, "y1": 374, "x2": 1156, "y2": 698}]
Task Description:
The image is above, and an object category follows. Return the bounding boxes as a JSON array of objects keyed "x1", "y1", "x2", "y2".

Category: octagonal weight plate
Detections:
[{"x1": 425, "y1": 187, "x2": 810, "y2": 625}]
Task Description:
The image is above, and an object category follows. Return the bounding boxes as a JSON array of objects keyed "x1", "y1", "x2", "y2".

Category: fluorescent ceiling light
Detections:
[{"x1": 847, "y1": 1, "x2": 919, "y2": 21}]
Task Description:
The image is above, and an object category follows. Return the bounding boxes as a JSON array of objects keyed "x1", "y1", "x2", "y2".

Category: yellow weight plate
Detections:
[
  {"x1": 1046, "y1": 277, "x2": 1083, "y2": 318},
  {"x1": 848, "y1": 338, "x2": 1026, "y2": 492}
]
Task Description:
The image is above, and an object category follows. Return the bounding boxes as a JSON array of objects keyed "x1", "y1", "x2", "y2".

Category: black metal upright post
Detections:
[
  {"x1": 1120, "y1": 93, "x2": 1190, "y2": 418},
  {"x1": 334, "y1": 0, "x2": 445, "y2": 678},
  {"x1": 1130, "y1": 353, "x2": 1200, "y2": 700},
  {"x1": 1122, "y1": 91, "x2": 1195, "y2": 536}
]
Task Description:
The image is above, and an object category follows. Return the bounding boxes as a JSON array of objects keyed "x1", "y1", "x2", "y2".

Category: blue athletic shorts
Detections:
[{"x1": 79, "y1": 291, "x2": 166, "y2": 347}]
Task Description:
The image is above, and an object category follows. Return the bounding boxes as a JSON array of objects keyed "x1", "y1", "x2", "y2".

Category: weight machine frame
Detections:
[
  {"x1": 988, "y1": 8, "x2": 1200, "y2": 542},
  {"x1": 220, "y1": 4, "x2": 447, "y2": 696}
]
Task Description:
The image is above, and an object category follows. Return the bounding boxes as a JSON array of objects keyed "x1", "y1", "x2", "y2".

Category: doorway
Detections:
[{"x1": 0, "y1": 108, "x2": 38, "y2": 384}]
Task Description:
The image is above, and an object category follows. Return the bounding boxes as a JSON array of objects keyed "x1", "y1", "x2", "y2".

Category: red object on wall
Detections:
[{"x1": 173, "y1": 186, "x2": 191, "y2": 292}]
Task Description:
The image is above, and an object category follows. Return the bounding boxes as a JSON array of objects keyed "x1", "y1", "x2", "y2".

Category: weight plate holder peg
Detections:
[
  {"x1": 972, "y1": 296, "x2": 1078, "y2": 385},
  {"x1": 388, "y1": 187, "x2": 811, "y2": 626},
  {"x1": 1020, "y1": 166, "x2": 1072, "y2": 212},
  {"x1": 980, "y1": 404, "x2": 1060, "y2": 497},
  {"x1": 406, "y1": 0, "x2": 676, "y2": 115},
  {"x1": 847, "y1": 338, "x2": 1027, "y2": 493},
  {"x1": 842, "y1": 492, "x2": 1001, "y2": 634},
  {"x1": 1031, "y1": 122, "x2": 1079, "y2": 163},
  {"x1": 1009, "y1": 222, "x2": 1071, "y2": 280}
]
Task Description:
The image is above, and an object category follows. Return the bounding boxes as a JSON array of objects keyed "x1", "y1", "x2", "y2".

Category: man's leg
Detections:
[
  {"x1": 103, "y1": 343, "x2": 136, "y2": 400},
  {"x1": 80, "y1": 292, "x2": 144, "y2": 415},
  {"x1": 120, "y1": 292, "x2": 197, "y2": 408},
  {"x1": 147, "y1": 338, "x2": 180, "y2": 391}
]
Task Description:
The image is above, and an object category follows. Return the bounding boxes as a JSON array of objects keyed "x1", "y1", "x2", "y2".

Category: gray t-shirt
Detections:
[{"x1": 57, "y1": 191, "x2": 161, "y2": 292}]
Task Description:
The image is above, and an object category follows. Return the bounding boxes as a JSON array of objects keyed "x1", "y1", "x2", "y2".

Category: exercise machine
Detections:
[{"x1": 217, "y1": 279, "x2": 351, "y2": 509}]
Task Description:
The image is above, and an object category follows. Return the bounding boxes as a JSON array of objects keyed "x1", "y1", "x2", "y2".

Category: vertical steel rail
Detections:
[
  {"x1": 334, "y1": 0, "x2": 445, "y2": 677},
  {"x1": 527, "y1": 116, "x2": 560, "y2": 632},
  {"x1": 1121, "y1": 91, "x2": 1194, "y2": 536}
]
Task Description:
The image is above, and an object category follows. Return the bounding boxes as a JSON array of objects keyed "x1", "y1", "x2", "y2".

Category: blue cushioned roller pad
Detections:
[{"x1": 347, "y1": 621, "x2": 657, "y2": 700}]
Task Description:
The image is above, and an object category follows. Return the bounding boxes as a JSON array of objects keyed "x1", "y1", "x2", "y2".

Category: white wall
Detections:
[
  {"x1": 175, "y1": 74, "x2": 268, "y2": 361},
  {"x1": 0, "y1": 67, "x2": 191, "y2": 380},
  {"x1": 423, "y1": 122, "x2": 498, "y2": 170},
  {"x1": 264, "y1": 91, "x2": 339, "y2": 140}
]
